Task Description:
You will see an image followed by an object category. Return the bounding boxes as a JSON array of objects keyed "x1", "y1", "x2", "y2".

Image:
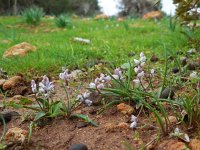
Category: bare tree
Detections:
[{"x1": 13, "y1": 0, "x2": 17, "y2": 15}]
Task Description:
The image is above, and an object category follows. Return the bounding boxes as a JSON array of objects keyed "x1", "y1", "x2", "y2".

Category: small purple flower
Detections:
[
  {"x1": 133, "y1": 79, "x2": 140, "y2": 87},
  {"x1": 140, "y1": 56, "x2": 146, "y2": 62},
  {"x1": 89, "y1": 82, "x2": 96, "y2": 88},
  {"x1": 31, "y1": 80, "x2": 37, "y2": 93},
  {"x1": 59, "y1": 69, "x2": 72, "y2": 81},
  {"x1": 137, "y1": 71, "x2": 145, "y2": 78},
  {"x1": 131, "y1": 115, "x2": 138, "y2": 122},
  {"x1": 97, "y1": 83, "x2": 104, "y2": 89},
  {"x1": 134, "y1": 59, "x2": 140, "y2": 66},
  {"x1": 140, "y1": 52, "x2": 145, "y2": 57},
  {"x1": 130, "y1": 121, "x2": 137, "y2": 129},
  {"x1": 114, "y1": 68, "x2": 123, "y2": 77},
  {"x1": 85, "y1": 99, "x2": 93, "y2": 106},
  {"x1": 39, "y1": 75, "x2": 54, "y2": 94}
]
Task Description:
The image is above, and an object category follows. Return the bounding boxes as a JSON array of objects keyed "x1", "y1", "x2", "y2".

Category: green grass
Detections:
[{"x1": 0, "y1": 16, "x2": 191, "y2": 76}]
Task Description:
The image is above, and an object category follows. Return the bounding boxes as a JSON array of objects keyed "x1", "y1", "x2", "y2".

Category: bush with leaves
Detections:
[
  {"x1": 22, "y1": 6, "x2": 44, "y2": 26},
  {"x1": 173, "y1": 0, "x2": 200, "y2": 27},
  {"x1": 55, "y1": 14, "x2": 73, "y2": 28}
]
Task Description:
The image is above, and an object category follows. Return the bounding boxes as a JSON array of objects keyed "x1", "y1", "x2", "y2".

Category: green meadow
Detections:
[{"x1": 0, "y1": 16, "x2": 192, "y2": 76}]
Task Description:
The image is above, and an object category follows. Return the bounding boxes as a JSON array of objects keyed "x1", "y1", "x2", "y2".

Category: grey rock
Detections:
[
  {"x1": 69, "y1": 143, "x2": 88, "y2": 150},
  {"x1": 172, "y1": 68, "x2": 179, "y2": 74},
  {"x1": 76, "y1": 122, "x2": 88, "y2": 128},
  {"x1": 160, "y1": 88, "x2": 175, "y2": 99}
]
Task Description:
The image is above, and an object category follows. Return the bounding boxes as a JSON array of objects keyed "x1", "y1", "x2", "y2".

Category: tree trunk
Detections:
[{"x1": 13, "y1": 0, "x2": 17, "y2": 15}]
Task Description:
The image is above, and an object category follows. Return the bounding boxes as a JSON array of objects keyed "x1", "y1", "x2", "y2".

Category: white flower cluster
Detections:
[
  {"x1": 89, "y1": 68, "x2": 124, "y2": 90},
  {"x1": 76, "y1": 92, "x2": 93, "y2": 106},
  {"x1": 133, "y1": 52, "x2": 155, "y2": 87},
  {"x1": 31, "y1": 75, "x2": 54, "y2": 98},
  {"x1": 113, "y1": 68, "x2": 124, "y2": 80},
  {"x1": 59, "y1": 68, "x2": 72, "y2": 82},
  {"x1": 133, "y1": 52, "x2": 147, "y2": 79},
  {"x1": 130, "y1": 115, "x2": 138, "y2": 129},
  {"x1": 174, "y1": 127, "x2": 190, "y2": 142},
  {"x1": 89, "y1": 73, "x2": 112, "y2": 89}
]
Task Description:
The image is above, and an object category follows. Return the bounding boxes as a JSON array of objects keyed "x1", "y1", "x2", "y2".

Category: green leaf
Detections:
[
  {"x1": 121, "y1": 62, "x2": 130, "y2": 69},
  {"x1": 11, "y1": 103, "x2": 23, "y2": 109},
  {"x1": 34, "y1": 112, "x2": 46, "y2": 121},
  {"x1": 19, "y1": 98, "x2": 33, "y2": 105},
  {"x1": 49, "y1": 102, "x2": 62, "y2": 117},
  {"x1": 28, "y1": 121, "x2": 35, "y2": 142},
  {"x1": 37, "y1": 98, "x2": 49, "y2": 108},
  {"x1": 98, "y1": 99, "x2": 125, "y2": 114},
  {"x1": 71, "y1": 114, "x2": 98, "y2": 127}
]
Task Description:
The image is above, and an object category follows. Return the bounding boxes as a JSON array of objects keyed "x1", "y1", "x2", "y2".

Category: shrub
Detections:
[
  {"x1": 55, "y1": 14, "x2": 72, "y2": 28},
  {"x1": 22, "y1": 6, "x2": 44, "y2": 26}
]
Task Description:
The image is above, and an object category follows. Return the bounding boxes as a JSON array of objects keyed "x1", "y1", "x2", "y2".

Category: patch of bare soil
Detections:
[
  {"x1": 1, "y1": 106, "x2": 159, "y2": 149},
  {"x1": 0, "y1": 81, "x2": 195, "y2": 150}
]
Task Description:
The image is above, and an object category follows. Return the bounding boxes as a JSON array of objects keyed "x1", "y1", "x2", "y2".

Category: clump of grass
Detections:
[
  {"x1": 181, "y1": 83, "x2": 200, "y2": 128},
  {"x1": 84, "y1": 52, "x2": 173, "y2": 134},
  {"x1": 55, "y1": 14, "x2": 72, "y2": 28},
  {"x1": 22, "y1": 6, "x2": 44, "y2": 26}
]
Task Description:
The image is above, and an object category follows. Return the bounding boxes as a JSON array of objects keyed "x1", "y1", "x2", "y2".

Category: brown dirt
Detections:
[{"x1": 0, "y1": 81, "x2": 196, "y2": 150}]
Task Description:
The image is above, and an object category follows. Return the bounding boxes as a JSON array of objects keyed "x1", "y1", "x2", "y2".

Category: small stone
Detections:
[
  {"x1": 0, "y1": 111, "x2": 20, "y2": 124},
  {"x1": 156, "y1": 139, "x2": 187, "y2": 150},
  {"x1": 117, "y1": 17, "x2": 124, "y2": 22},
  {"x1": 160, "y1": 88, "x2": 175, "y2": 99},
  {"x1": 142, "y1": 11, "x2": 162, "y2": 20},
  {"x1": 188, "y1": 63, "x2": 196, "y2": 70},
  {"x1": 88, "y1": 107, "x2": 97, "y2": 115},
  {"x1": 117, "y1": 103, "x2": 134, "y2": 115},
  {"x1": 94, "y1": 14, "x2": 108, "y2": 20},
  {"x1": 181, "y1": 57, "x2": 187, "y2": 66},
  {"x1": 73, "y1": 37, "x2": 91, "y2": 44},
  {"x1": 88, "y1": 92, "x2": 101, "y2": 106},
  {"x1": 172, "y1": 68, "x2": 179, "y2": 74},
  {"x1": 168, "y1": 116, "x2": 177, "y2": 124},
  {"x1": 5, "y1": 127, "x2": 28, "y2": 144},
  {"x1": 105, "y1": 122, "x2": 129, "y2": 132},
  {"x1": 0, "y1": 112, "x2": 12, "y2": 124},
  {"x1": 3, "y1": 42, "x2": 36, "y2": 58},
  {"x1": 76, "y1": 122, "x2": 88, "y2": 128},
  {"x1": 194, "y1": 59, "x2": 200, "y2": 69},
  {"x1": 2, "y1": 76, "x2": 23, "y2": 91},
  {"x1": 117, "y1": 122, "x2": 129, "y2": 128},
  {"x1": 69, "y1": 143, "x2": 88, "y2": 150},
  {"x1": 189, "y1": 139, "x2": 200, "y2": 150},
  {"x1": 150, "y1": 54, "x2": 159, "y2": 62}
]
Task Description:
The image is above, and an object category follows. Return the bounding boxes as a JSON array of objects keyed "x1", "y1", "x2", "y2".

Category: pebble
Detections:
[
  {"x1": 160, "y1": 88, "x2": 175, "y2": 99},
  {"x1": 69, "y1": 143, "x2": 88, "y2": 150},
  {"x1": 172, "y1": 67, "x2": 179, "y2": 74},
  {"x1": 150, "y1": 54, "x2": 159, "y2": 62},
  {"x1": 0, "y1": 111, "x2": 20, "y2": 124},
  {"x1": 76, "y1": 122, "x2": 88, "y2": 128},
  {"x1": 187, "y1": 63, "x2": 196, "y2": 70},
  {"x1": 180, "y1": 57, "x2": 187, "y2": 66},
  {"x1": 0, "y1": 112, "x2": 12, "y2": 124}
]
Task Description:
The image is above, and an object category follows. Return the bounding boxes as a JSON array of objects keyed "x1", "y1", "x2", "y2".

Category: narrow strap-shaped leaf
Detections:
[{"x1": 70, "y1": 114, "x2": 98, "y2": 127}]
